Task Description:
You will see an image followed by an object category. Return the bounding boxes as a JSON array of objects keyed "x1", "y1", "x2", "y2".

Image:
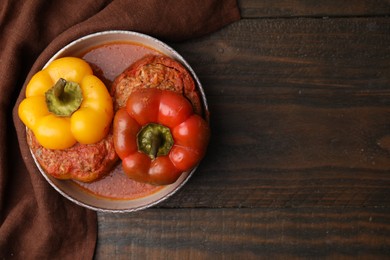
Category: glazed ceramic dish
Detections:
[{"x1": 29, "y1": 30, "x2": 208, "y2": 213}]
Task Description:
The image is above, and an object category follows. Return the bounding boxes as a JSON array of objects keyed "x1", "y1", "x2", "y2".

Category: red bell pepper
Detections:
[{"x1": 113, "y1": 88, "x2": 210, "y2": 185}]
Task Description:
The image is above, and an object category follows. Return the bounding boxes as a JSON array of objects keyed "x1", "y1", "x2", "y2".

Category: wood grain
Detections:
[
  {"x1": 96, "y1": 208, "x2": 390, "y2": 259},
  {"x1": 96, "y1": 2, "x2": 390, "y2": 259},
  {"x1": 160, "y1": 17, "x2": 390, "y2": 208},
  {"x1": 239, "y1": 0, "x2": 390, "y2": 18}
]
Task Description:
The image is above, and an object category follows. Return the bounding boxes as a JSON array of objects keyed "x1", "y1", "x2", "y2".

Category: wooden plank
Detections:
[
  {"x1": 159, "y1": 167, "x2": 390, "y2": 208},
  {"x1": 162, "y1": 18, "x2": 390, "y2": 208},
  {"x1": 238, "y1": 0, "x2": 390, "y2": 18},
  {"x1": 96, "y1": 208, "x2": 390, "y2": 259},
  {"x1": 174, "y1": 18, "x2": 390, "y2": 95}
]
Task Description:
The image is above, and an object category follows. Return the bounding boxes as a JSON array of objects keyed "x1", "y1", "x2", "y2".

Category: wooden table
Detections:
[{"x1": 95, "y1": 1, "x2": 390, "y2": 258}]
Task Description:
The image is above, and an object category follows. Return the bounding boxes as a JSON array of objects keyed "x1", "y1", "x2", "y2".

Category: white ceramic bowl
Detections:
[{"x1": 30, "y1": 30, "x2": 208, "y2": 213}]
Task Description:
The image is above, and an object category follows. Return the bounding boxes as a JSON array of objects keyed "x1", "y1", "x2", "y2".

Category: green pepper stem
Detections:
[
  {"x1": 150, "y1": 130, "x2": 162, "y2": 159},
  {"x1": 53, "y1": 78, "x2": 67, "y2": 99},
  {"x1": 45, "y1": 78, "x2": 83, "y2": 117},
  {"x1": 137, "y1": 123, "x2": 174, "y2": 160}
]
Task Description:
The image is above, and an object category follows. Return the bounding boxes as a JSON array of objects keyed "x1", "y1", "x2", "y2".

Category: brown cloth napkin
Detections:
[{"x1": 0, "y1": 0, "x2": 240, "y2": 259}]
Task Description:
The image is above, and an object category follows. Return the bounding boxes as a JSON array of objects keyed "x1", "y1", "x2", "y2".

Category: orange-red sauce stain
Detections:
[
  {"x1": 82, "y1": 41, "x2": 161, "y2": 81},
  {"x1": 73, "y1": 42, "x2": 163, "y2": 200},
  {"x1": 75, "y1": 164, "x2": 162, "y2": 200}
]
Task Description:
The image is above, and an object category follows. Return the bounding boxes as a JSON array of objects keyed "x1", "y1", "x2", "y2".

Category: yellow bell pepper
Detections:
[{"x1": 18, "y1": 57, "x2": 113, "y2": 150}]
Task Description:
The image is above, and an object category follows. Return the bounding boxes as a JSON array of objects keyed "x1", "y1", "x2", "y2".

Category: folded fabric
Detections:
[{"x1": 0, "y1": 0, "x2": 240, "y2": 258}]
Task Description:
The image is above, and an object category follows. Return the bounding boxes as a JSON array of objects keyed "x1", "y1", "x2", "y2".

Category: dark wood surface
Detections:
[{"x1": 95, "y1": 1, "x2": 390, "y2": 258}]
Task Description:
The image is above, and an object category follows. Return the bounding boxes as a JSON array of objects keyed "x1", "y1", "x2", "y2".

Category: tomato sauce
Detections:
[
  {"x1": 82, "y1": 41, "x2": 162, "y2": 82},
  {"x1": 73, "y1": 42, "x2": 164, "y2": 200},
  {"x1": 75, "y1": 164, "x2": 162, "y2": 200}
]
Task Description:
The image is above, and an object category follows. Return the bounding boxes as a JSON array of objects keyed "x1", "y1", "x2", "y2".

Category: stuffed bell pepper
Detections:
[
  {"x1": 113, "y1": 88, "x2": 210, "y2": 185},
  {"x1": 18, "y1": 57, "x2": 117, "y2": 182}
]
